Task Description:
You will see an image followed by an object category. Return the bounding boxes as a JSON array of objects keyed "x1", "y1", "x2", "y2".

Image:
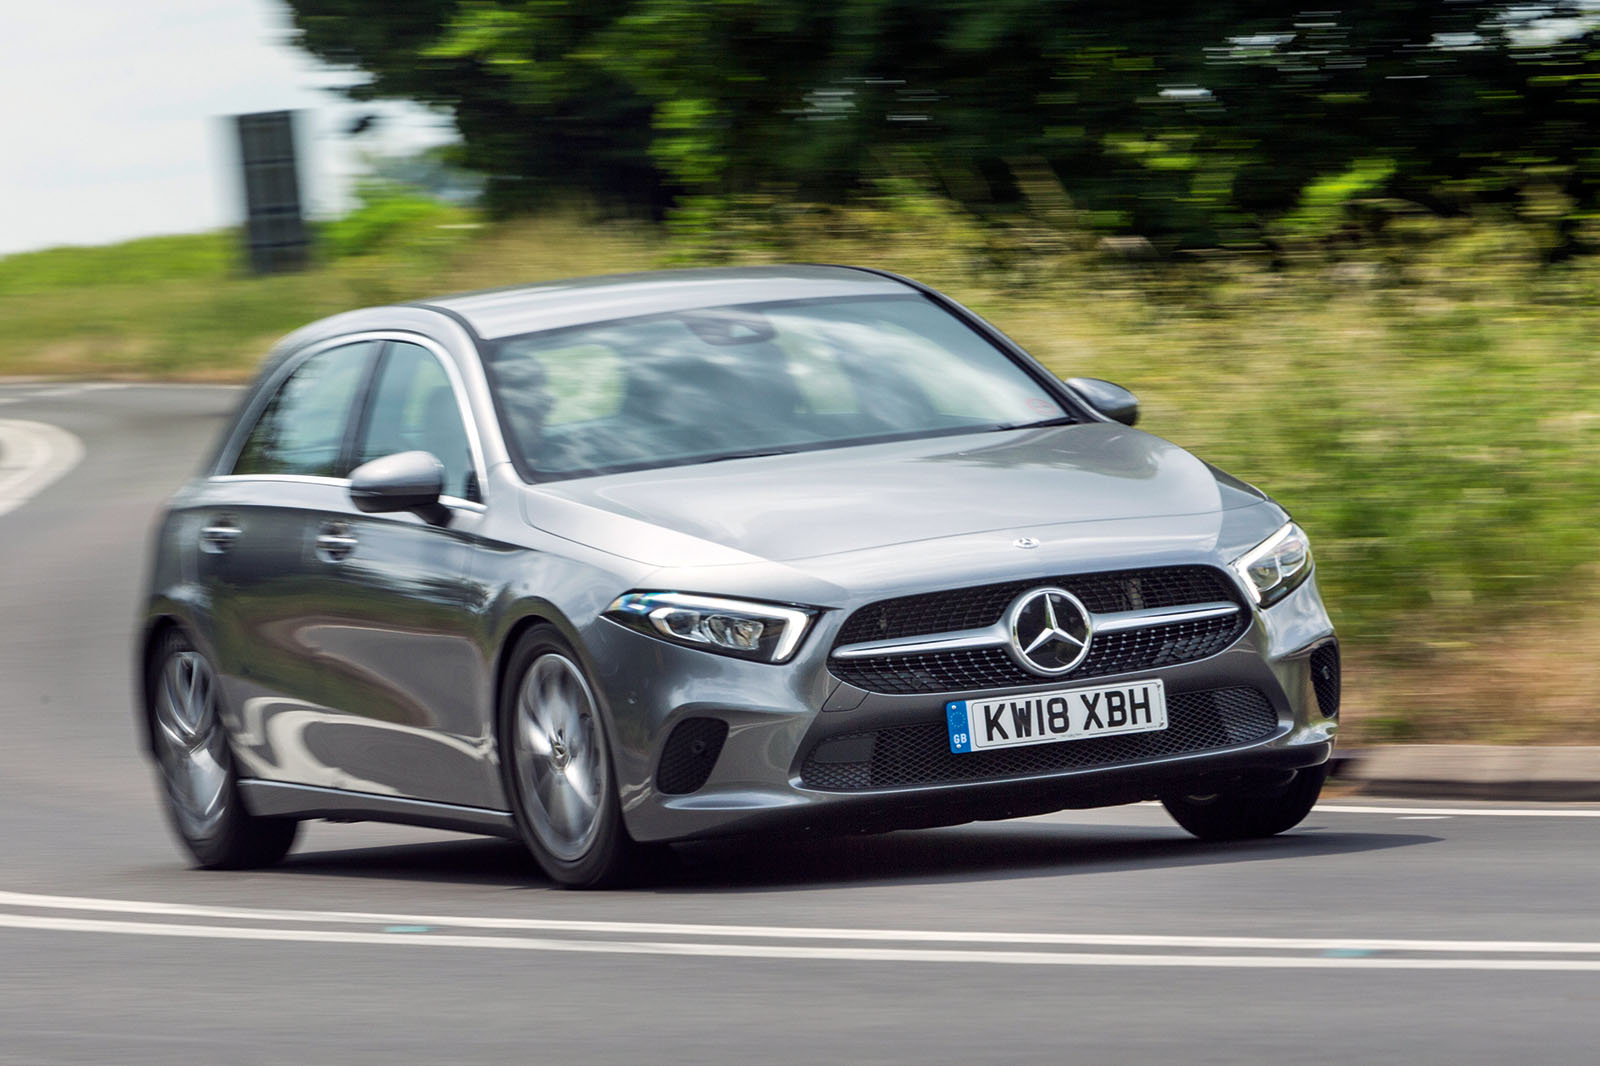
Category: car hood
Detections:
[{"x1": 524, "y1": 424, "x2": 1265, "y2": 567}]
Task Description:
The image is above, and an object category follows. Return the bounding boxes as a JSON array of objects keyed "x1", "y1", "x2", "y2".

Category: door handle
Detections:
[
  {"x1": 199, "y1": 517, "x2": 241, "y2": 554},
  {"x1": 315, "y1": 522, "x2": 358, "y2": 562}
]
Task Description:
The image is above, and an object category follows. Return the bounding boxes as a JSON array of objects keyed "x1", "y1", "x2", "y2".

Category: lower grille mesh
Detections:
[{"x1": 800, "y1": 687, "x2": 1279, "y2": 792}]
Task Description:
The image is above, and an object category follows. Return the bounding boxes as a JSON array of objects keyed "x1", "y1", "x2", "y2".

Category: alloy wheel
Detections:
[
  {"x1": 511, "y1": 652, "x2": 611, "y2": 863},
  {"x1": 152, "y1": 649, "x2": 231, "y2": 840}
]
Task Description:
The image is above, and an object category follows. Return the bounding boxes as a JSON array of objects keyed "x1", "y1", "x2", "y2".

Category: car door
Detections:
[
  {"x1": 195, "y1": 337, "x2": 380, "y2": 790},
  {"x1": 282, "y1": 337, "x2": 498, "y2": 809}
]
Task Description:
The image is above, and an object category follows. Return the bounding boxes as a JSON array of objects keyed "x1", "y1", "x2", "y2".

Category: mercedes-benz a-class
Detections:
[{"x1": 137, "y1": 266, "x2": 1340, "y2": 886}]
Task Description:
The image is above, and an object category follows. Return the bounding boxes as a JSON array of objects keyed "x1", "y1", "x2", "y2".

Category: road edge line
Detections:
[{"x1": 0, "y1": 419, "x2": 85, "y2": 516}]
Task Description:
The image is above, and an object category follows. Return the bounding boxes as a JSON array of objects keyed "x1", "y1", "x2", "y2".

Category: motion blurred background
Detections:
[{"x1": 3, "y1": 1, "x2": 1597, "y2": 746}]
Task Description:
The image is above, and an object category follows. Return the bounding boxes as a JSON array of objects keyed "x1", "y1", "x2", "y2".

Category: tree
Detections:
[
  {"x1": 288, "y1": 0, "x2": 663, "y2": 213},
  {"x1": 283, "y1": 0, "x2": 1600, "y2": 247}
]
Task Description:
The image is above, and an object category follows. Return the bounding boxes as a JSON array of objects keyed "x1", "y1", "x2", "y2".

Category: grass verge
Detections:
[{"x1": 3, "y1": 195, "x2": 1596, "y2": 743}]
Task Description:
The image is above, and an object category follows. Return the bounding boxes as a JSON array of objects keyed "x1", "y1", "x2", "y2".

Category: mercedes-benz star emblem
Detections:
[
  {"x1": 1013, "y1": 536, "x2": 1040, "y2": 549},
  {"x1": 1006, "y1": 587, "x2": 1093, "y2": 676}
]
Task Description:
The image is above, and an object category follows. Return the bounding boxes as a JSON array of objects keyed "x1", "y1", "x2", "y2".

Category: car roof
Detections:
[{"x1": 415, "y1": 264, "x2": 916, "y2": 341}]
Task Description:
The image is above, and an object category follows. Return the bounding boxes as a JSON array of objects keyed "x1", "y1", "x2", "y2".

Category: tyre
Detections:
[
  {"x1": 147, "y1": 628, "x2": 298, "y2": 869},
  {"x1": 1161, "y1": 764, "x2": 1328, "y2": 842},
  {"x1": 499, "y1": 625, "x2": 636, "y2": 887}
]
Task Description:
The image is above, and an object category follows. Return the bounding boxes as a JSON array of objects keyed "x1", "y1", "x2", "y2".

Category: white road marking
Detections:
[
  {"x1": 1316, "y1": 804, "x2": 1600, "y2": 818},
  {"x1": 0, "y1": 383, "x2": 125, "y2": 396},
  {"x1": 2, "y1": 890, "x2": 1600, "y2": 963},
  {"x1": 111, "y1": 382, "x2": 244, "y2": 390},
  {"x1": 2, "y1": 911, "x2": 1599, "y2": 970},
  {"x1": 0, "y1": 381, "x2": 233, "y2": 395},
  {"x1": 0, "y1": 419, "x2": 84, "y2": 516}
]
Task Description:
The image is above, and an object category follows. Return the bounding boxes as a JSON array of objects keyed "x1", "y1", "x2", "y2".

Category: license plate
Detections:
[{"x1": 946, "y1": 679, "x2": 1167, "y2": 754}]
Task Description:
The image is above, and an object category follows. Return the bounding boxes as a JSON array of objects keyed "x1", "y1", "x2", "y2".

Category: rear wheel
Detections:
[
  {"x1": 148, "y1": 629, "x2": 298, "y2": 869},
  {"x1": 1161, "y1": 765, "x2": 1328, "y2": 842},
  {"x1": 500, "y1": 626, "x2": 636, "y2": 887}
]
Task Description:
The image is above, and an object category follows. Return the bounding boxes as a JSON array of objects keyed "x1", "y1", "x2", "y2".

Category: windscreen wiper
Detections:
[
  {"x1": 696, "y1": 448, "x2": 800, "y2": 464},
  {"x1": 988, "y1": 415, "x2": 1078, "y2": 432}
]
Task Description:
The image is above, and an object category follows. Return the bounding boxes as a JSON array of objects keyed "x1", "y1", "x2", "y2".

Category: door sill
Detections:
[{"x1": 238, "y1": 779, "x2": 518, "y2": 838}]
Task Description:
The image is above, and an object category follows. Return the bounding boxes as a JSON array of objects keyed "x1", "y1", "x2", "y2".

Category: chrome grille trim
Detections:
[{"x1": 832, "y1": 624, "x2": 1009, "y2": 660}]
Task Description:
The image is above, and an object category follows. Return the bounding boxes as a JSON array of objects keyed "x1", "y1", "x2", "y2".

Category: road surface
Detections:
[{"x1": 1, "y1": 382, "x2": 1596, "y2": 1065}]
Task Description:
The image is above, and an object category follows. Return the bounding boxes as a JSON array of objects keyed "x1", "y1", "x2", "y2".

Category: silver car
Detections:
[{"x1": 137, "y1": 265, "x2": 1339, "y2": 887}]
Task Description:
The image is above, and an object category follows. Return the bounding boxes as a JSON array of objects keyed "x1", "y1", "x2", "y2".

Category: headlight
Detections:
[
  {"x1": 604, "y1": 592, "x2": 818, "y2": 663},
  {"x1": 1231, "y1": 522, "x2": 1313, "y2": 608}
]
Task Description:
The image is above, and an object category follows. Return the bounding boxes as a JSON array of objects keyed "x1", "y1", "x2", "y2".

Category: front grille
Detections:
[
  {"x1": 800, "y1": 687, "x2": 1279, "y2": 792},
  {"x1": 830, "y1": 565, "x2": 1248, "y2": 696},
  {"x1": 833, "y1": 613, "x2": 1245, "y2": 695},
  {"x1": 1310, "y1": 642, "x2": 1341, "y2": 717},
  {"x1": 836, "y1": 565, "x2": 1238, "y2": 646}
]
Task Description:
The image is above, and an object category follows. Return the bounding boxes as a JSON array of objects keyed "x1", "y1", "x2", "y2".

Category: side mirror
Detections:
[
  {"x1": 1066, "y1": 377, "x2": 1139, "y2": 427},
  {"x1": 349, "y1": 451, "x2": 446, "y2": 518}
]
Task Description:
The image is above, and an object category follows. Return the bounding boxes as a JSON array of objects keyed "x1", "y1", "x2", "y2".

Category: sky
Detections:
[{"x1": 0, "y1": 0, "x2": 458, "y2": 257}]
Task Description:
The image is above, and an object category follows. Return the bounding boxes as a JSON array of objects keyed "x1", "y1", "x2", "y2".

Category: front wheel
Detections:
[
  {"x1": 1161, "y1": 765, "x2": 1328, "y2": 842},
  {"x1": 147, "y1": 629, "x2": 298, "y2": 869},
  {"x1": 499, "y1": 626, "x2": 636, "y2": 888}
]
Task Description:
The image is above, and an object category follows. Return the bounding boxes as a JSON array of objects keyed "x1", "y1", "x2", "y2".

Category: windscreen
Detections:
[{"x1": 485, "y1": 294, "x2": 1071, "y2": 478}]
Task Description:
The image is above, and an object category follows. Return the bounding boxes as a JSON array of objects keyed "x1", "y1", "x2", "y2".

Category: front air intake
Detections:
[
  {"x1": 656, "y1": 717, "x2": 729, "y2": 795},
  {"x1": 1310, "y1": 643, "x2": 1341, "y2": 718}
]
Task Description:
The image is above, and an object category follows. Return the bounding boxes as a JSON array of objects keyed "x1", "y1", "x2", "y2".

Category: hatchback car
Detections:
[{"x1": 138, "y1": 265, "x2": 1339, "y2": 886}]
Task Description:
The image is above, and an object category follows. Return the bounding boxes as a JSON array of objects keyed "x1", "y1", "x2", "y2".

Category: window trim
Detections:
[
  {"x1": 220, "y1": 337, "x2": 378, "y2": 484},
  {"x1": 350, "y1": 338, "x2": 485, "y2": 505},
  {"x1": 825, "y1": 265, "x2": 1101, "y2": 424},
  {"x1": 214, "y1": 330, "x2": 489, "y2": 512}
]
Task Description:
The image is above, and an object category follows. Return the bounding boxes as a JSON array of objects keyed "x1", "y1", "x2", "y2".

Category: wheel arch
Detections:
[
  {"x1": 491, "y1": 611, "x2": 562, "y2": 731},
  {"x1": 487, "y1": 588, "x2": 614, "y2": 715},
  {"x1": 136, "y1": 614, "x2": 185, "y2": 757}
]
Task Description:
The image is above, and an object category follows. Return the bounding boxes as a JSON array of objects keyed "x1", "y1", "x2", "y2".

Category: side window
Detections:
[
  {"x1": 232, "y1": 341, "x2": 376, "y2": 477},
  {"x1": 356, "y1": 341, "x2": 477, "y2": 500}
]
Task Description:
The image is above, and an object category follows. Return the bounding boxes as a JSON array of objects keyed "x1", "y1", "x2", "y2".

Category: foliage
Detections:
[
  {"x1": 288, "y1": 0, "x2": 662, "y2": 215},
  {"x1": 0, "y1": 232, "x2": 235, "y2": 295},
  {"x1": 316, "y1": 184, "x2": 474, "y2": 259},
  {"x1": 0, "y1": 208, "x2": 654, "y2": 379},
  {"x1": 283, "y1": 1, "x2": 1600, "y2": 247}
]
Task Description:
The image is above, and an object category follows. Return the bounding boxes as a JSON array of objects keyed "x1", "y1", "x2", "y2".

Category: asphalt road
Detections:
[{"x1": 2, "y1": 381, "x2": 1598, "y2": 1066}]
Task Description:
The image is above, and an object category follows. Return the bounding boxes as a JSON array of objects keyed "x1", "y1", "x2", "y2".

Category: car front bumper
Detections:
[{"x1": 584, "y1": 574, "x2": 1338, "y2": 845}]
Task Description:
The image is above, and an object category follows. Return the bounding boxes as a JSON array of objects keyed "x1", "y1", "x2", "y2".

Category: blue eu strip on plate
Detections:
[{"x1": 946, "y1": 701, "x2": 973, "y2": 753}]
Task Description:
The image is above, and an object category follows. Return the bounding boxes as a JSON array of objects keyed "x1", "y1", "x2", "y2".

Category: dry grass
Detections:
[{"x1": 1342, "y1": 573, "x2": 1600, "y2": 745}]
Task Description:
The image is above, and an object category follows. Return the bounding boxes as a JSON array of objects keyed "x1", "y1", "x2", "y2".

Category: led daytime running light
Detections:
[
  {"x1": 605, "y1": 592, "x2": 816, "y2": 662},
  {"x1": 1231, "y1": 522, "x2": 1313, "y2": 607}
]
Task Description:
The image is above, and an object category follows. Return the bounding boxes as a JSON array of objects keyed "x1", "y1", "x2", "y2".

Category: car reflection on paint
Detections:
[{"x1": 137, "y1": 266, "x2": 1339, "y2": 887}]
